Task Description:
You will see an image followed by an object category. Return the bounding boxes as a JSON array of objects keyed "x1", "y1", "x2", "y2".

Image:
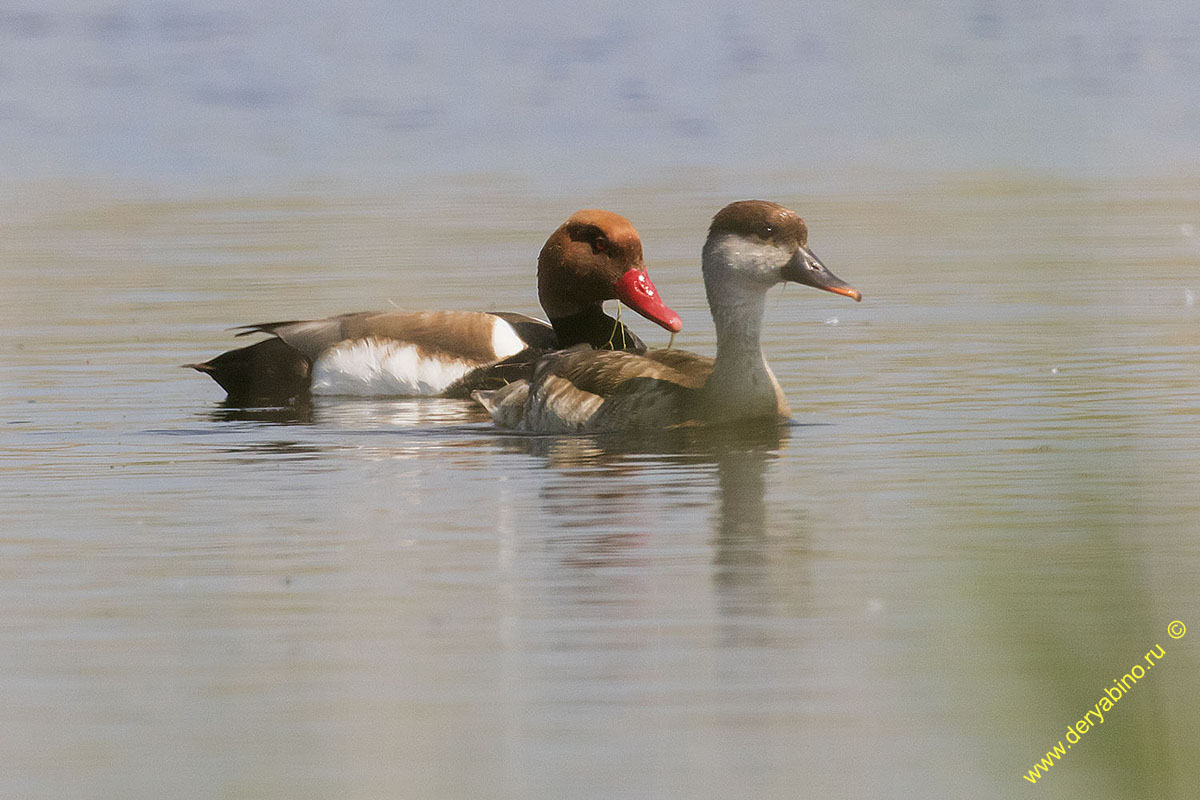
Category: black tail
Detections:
[{"x1": 185, "y1": 337, "x2": 312, "y2": 403}]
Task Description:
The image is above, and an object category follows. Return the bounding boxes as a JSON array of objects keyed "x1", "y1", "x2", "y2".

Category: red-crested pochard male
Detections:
[
  {"x1": 187, "y1": 210, "x2": 682, "y2": 401},
  {"x1": 473, "y1": 200, "x2": 861, "y2": 432}
]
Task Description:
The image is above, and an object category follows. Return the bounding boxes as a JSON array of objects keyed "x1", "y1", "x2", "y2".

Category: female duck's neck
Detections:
[
  {"x1": 699, "y1": 287, "x2": 784, "y2": 419},
  {"x1": 712, "y1": 291, "x2": 766, "y2": 361}
]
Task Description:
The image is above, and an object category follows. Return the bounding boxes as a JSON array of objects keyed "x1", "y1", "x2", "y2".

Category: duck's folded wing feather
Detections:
[
  {"x1": 238, "y1": 310, "x2": 543, "y2": 364},
  {"x1": 486, "y1": 347, "x2": 701, "y2": 432},
  {"x1": 487, "y1": 312, "x2": 558, "y2": 350},
  {"x1": 536, "y1": 347, "x2": 696, "y2": 396},
  {"x1": 442, "y1": 347, "x2": 551, "y2": 398},
  {"x1": 640, "y1": 348, "x2": 714, "y2": 388}
]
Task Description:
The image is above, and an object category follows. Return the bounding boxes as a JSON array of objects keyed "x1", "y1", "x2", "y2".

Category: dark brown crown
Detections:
[{"x1": 708, "y1": 200, "x2": 807, "y2": 249}]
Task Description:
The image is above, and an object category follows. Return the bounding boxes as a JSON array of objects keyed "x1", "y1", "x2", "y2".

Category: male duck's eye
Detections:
[{"x1": 593, "y1": 236, "x2": 609, "y2": 253}]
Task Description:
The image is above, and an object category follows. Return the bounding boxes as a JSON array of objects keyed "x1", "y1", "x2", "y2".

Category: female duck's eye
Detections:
[{"x1": 762, "y1": 224, "x2": 773, "y2": 237}]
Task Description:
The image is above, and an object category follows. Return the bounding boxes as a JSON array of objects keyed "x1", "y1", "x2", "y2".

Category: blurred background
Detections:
[
  {"x1": 2, "y1": 2, "x2": 1198, "y2": 799},
  {"x1": 2, "y1": 0, "x2": 1198, "y2": 187}
]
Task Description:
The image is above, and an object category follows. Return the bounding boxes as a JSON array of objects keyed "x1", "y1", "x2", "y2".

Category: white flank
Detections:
[
  {"x1": 312, "y1": 339, "x2": 475, "y2": 396},
  {"x1": 490, "y1": 317, "x2": 526, "y2": 359}
]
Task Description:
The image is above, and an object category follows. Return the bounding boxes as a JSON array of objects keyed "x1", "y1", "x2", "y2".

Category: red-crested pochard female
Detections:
[
  {"x1": 188, "y1": 210, "x2": 682, "y2": 401},
  {"x1": 473, "y1": 201, "x2": 861, "y2": 432}
]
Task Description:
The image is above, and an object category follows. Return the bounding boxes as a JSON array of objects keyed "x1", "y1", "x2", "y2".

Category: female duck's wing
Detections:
[
  {"x1": 442, "y1": 310, "x2": 659, "y2": 399},
  {"x1": 476, "y1": 346, "x2": 701, "y2": 433},
  {"x1": 640, "y1": 348, "x2": 714, "y2": 388}
]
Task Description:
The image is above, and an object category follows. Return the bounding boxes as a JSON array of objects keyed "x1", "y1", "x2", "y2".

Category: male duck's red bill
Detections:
[{"x1": 615, "y1": 268, "x2": 683, "y2": 333}]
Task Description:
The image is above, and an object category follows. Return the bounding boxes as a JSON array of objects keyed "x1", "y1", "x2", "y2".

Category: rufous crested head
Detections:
[{"x1": 538, "y1": 209, "x2": 682, "y2": 332}]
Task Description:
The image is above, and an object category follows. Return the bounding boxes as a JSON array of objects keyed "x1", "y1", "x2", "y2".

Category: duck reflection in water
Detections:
[
  {"x1": 201, "y1": 396, "x2": 492, "y2": 427},
  {"x1": 495, "y1": 423, "x2": 811, "y2": 603}
]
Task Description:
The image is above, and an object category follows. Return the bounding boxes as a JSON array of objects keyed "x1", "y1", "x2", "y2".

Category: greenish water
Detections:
[{"x1": 2, "y1": 173, "x2": 1198, "y2": 799}]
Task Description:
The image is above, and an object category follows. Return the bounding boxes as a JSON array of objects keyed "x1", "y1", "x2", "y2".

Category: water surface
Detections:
[
  {"x1": 3, "y1": 174, "x2": 1198, "y2": 799},
  {"x1": 3, "y1": 1, "x2": 1200, "y2": 797}
]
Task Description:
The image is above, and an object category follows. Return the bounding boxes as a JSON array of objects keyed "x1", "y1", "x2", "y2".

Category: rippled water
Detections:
[
  {"x1": 3, "y1": 1, "x2": 1200, "y2": 798},
  {"x1": 4, "y1": 174, "x2": 1198, "y2": 799}
]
